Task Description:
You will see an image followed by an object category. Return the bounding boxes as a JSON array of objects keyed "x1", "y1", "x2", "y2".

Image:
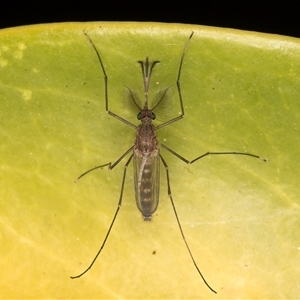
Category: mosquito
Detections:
[{"x1": 71, "y1": 31, "x2": 267, "y2": 294}]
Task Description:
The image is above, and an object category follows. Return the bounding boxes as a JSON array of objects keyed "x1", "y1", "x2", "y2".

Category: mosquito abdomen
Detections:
[{"x1": 133, "y1": 151, "x2": 160, "y2": 220}]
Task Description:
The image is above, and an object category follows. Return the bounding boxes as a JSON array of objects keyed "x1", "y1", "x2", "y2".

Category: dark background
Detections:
[{"x1": 1, "y1": 1, "x2": 299, "y2": 38}]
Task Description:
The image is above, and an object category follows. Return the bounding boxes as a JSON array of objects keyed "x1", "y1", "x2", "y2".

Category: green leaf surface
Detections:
[{"x1": 0, "y1": 22, "x2": 299, "y2": 298}]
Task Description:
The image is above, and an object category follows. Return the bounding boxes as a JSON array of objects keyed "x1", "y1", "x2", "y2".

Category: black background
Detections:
[{"x1": 1, "y1": 1, "x2": 299, "y2": 38}]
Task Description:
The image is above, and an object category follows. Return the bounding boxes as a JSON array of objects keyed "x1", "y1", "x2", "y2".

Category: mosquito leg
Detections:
[
  {"x1": 83, "y1": 31, "x2": 137, "y2": 130},
  {"x1": 71, "y1": 154, "x2": 133, "y2": 279},
  {"x1": 189, "y1": 151, "x2": 268, "y2": 164},
  {"x1": 156, "y1": 32, "x2": 194, "y2": 130},
  {"x1": 160, "y1": 143, "x2": 268, "y2": 164},
  {"x1": 75, "y1": 146, "x2": 134, "y2": 182},
  {"x1": 159, "y1": 154, "x2": 217, "y2": 294},
  {"x1": 75, "y1": 162, "x2": 111, "y2": 182}
]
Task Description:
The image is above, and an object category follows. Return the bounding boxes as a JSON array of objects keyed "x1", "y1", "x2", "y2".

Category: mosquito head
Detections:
[{"x1": 137, "y1": 110, "x2": 156, "y2": 121}]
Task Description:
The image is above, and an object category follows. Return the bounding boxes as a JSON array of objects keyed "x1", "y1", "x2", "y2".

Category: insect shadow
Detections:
[{"x1": 71, "y1": 31, "x2": 267, "y2": 294}]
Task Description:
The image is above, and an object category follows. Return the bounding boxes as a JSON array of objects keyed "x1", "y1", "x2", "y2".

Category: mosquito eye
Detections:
[
  {"x1": 137, "y1": 112, "x2": 143, "y2": 120},
  {"x1": 151, "y1": 112, "x2": 156, "y2": 120}
]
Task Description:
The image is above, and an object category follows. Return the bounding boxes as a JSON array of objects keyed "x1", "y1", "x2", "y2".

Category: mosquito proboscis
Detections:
[{"x1": 71, "y1": 31, "x2": 267, "y2": 294}]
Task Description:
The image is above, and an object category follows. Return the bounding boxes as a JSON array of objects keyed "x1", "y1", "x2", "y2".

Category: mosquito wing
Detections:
[{"x1": 133, "y1": 150, "x2": 160, "y2": 220}]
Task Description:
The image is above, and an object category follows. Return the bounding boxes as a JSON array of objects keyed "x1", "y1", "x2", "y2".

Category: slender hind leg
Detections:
[
  {"x1": 71, "y1": 154, "x2": 133, "y2": 279},
  {"x1": 159, "y1": 154, "x2": 217, "y2": 294}
]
